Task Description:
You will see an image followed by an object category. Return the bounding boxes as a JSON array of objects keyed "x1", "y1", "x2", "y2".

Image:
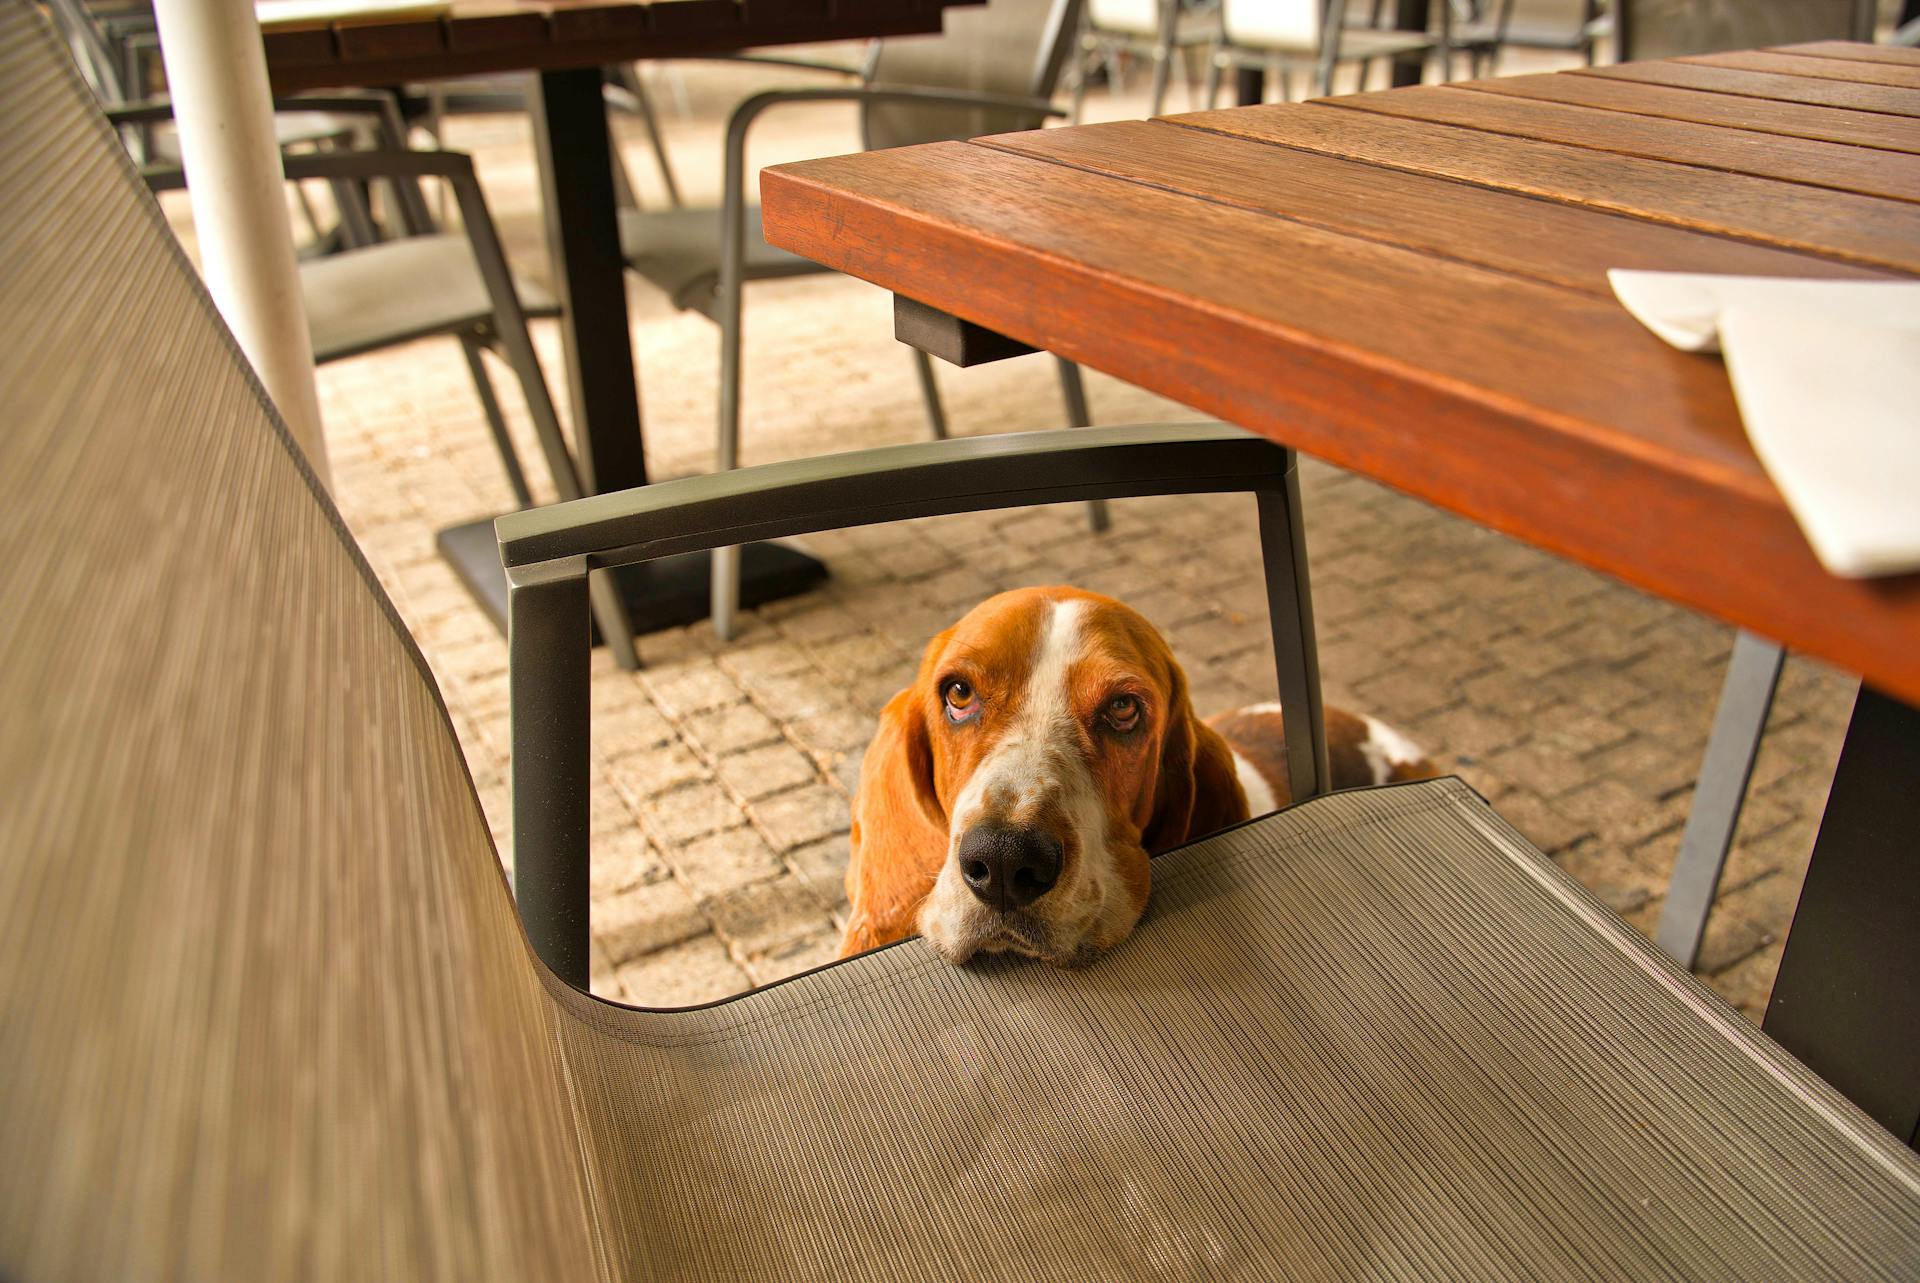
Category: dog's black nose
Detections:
[{"x1": 957, "y1": 824, "x2": 1062, "y2": 910}]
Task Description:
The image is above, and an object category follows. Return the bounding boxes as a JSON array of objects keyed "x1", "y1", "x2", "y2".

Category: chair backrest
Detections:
[
  {"x1": 1220, "y1": 0, "x2": 1324, "y2": 50},
  {"x1": 0, "y1": 2, "x2": 593, "y2": 1275},
  {"x1": 1616, "y1": 0, "x2": 1867, "y2": 61},
  {"x1": 861, "y1": 0, "x2": 1082, "y2": 151},
  {"x1": 1088, "y1": 0, "x2": 1164, "y2": 36}
]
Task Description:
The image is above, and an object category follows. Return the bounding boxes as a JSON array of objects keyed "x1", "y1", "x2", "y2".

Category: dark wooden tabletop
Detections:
[
  {"x1": 761, "y1": 43, "x2": 1920, "y2": 707},
  {"x1": 263, "y1": 0, "x2": 980, "y2": 93}
]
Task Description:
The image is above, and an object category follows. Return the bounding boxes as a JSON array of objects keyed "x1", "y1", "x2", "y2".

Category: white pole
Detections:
[{"x1": 149, "y1": 0, "x2": 331, "y2": 489}]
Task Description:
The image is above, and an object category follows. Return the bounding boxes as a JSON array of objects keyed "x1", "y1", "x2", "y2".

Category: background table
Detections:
[
  {"x1": 760, "y1": 43, "x2": 1920, "y2": 1141},
  {"x1": 262, "y1": 0, "x2": 984, "y2": 658}
]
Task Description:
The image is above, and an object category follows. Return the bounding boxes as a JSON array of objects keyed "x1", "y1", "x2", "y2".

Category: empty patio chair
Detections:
[
  {"x1": 1069, "y1": 0, "x2": 1221, "y2": 120},
  {"x1": 118, "y1": 105, "x2": 638, "y2": 660},
  {"x1": 1203, "y1": 0, "x2": 1451, "y2": 103},
  {"x1": 8, "y1": 4, "x2": 1920, "y2": 1276},
  {"x1": 618, "y1": 0, "x2": 1108, "y2": 641}
]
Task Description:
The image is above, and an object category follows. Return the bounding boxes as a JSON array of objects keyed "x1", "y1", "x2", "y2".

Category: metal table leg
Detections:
[{"x1": 1764, "y1": 686, "x2": 1920, "y2": 1147}]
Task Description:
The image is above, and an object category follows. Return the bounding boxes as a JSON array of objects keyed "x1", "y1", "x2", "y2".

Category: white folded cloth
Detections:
[{"x1": 1609, "y1": 270, "x2": 1920, "y2": 578}]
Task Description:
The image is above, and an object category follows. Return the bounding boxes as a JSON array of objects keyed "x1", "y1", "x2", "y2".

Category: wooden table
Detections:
[
  {"x1": 260, "y1": 0, "x2": 983, "y2": 658},
  {"x1": 760, "y1": 45, "x2": 1920, "y2": 1141}
]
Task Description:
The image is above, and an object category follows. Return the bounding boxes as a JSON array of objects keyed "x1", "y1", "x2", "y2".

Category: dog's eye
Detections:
[
  {"x1": 943, "y1": 679, "x2": 978, "y2": 720},
  {"x1": 1103, "y1": 694, "x2": 1142, "y2": 733}
]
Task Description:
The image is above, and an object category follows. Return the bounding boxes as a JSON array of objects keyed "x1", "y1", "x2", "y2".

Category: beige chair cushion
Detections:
[{"x1": 617, "y1": 204, "x2": 821, "y2": 319}]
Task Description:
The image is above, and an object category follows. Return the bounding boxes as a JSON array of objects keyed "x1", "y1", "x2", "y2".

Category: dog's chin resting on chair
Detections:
[{"x1": 842, "y1": 586, "x2": 1436, "y2": 967}]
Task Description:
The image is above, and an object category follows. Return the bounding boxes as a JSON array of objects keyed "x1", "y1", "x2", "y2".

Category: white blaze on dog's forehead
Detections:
[
  {"x1": 1230, "y1": 749, "x2": 1276, "y2": 817},
  {"x1": 1360, "y1": 714, "x2": 1426, "y2": 785},
  {"x1": 1022, "y1": 598, "x2": 1086, "y2": 731}
]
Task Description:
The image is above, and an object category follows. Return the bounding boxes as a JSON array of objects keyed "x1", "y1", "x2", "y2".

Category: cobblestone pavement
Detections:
[{"x1": 165, "y1": 54, "x2": 1853, "y2": 1021}]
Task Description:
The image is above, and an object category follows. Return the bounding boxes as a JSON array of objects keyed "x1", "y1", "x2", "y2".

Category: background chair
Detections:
[
  {"x1": 1203, "y1": 0, "x2": 1451, "y2": 103},
  {"x1": 617, "y1": 0, "x2": 1110, "y2": 640},
  {"x1": 9, "y1": 5, "x2": 1920, "y2": 1269},
  {"x1": 1616, "y1": 0, "x2": 1871, "y2": 61},
  {"x1": 1069, "y1": 0, "x2": 1221, "y2": 120},
  {"x1": 115, "y1": 107, "x2": 640, "y2": 663}
]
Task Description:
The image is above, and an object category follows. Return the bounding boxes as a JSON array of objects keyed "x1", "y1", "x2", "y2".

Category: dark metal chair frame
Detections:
[{"x1": 498, "y1": 423, "x2": 1327, "y2": 988}]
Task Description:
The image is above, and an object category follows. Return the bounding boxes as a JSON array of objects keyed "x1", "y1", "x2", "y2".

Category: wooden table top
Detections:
[
  {"x1": 762, "y1": 43, "x2": 1920, "y2": 706},
  {"x1": 262, "y1": 0, "x2": 980, "y2": 93}
]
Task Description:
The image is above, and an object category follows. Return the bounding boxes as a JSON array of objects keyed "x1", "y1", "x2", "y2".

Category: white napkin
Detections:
[{"x1": 1609, "y1": 270, "x2": 1920, "y2": 578}]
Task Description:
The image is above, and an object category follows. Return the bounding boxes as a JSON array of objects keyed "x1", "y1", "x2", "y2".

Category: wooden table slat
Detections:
[
  {"x1": 1471, "y1": 71, "x2": 1920, "y2": 155},
  {"x1": 760, "y1": 140, "x2": 1920, "y2": 703},
  {"x1": 1768, "y1": 40, "x2": 1920, "y2": 69},
  {"x1": 262, "y1": 0, "x2": 975, "y2": 91},
  {"x1": 1575, "y1": 61, "x2": 1920, "y2": 118},
  {"x1": 1335, "y1": 84, "x2": 1920, "y2": 204},
  {"x1": 982, "y1": 119, "x2": 1888, "y2": 297},
  {"x1": 1679, "y1": 49, "x2": 1920, "y2": 92},
  {"x1": 1171, "y1": 105, "x2": 1920, "y2": 273}
]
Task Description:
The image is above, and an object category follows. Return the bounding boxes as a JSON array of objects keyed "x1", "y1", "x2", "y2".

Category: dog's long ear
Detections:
[
  {"x1": 1140, "y1": 660, "x2": 1248, "y2": 854},
  {"x1": 844, "y1": 682, "x2": 949, "y2": 955}
]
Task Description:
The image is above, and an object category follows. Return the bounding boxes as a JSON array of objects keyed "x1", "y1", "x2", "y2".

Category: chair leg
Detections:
[
  {"x1": 1255, "y1": 458, "x2": 1327, "y2": 803},
  {"x1": 912, "y1": 348, "x2": 950, "y2": 440},
  {"x1": 1054, "y1": 358, "x2": 1110, "y2": 534},
  {"x1": 458, "y1": 330, "x2": 535, "y2": 509},
  {"x1": 1070, "y1": 39, "x2": 1092, "y2": 124},
  {"x1": 615, "y1": 64, "x2": 683, "y2": 209},
  {"x1": 1203, "y1": 44, "x2": 1224, "y2": 108},
  {"x1": 1654, "y1": 632, "x2": 1785, "y2": 971}
]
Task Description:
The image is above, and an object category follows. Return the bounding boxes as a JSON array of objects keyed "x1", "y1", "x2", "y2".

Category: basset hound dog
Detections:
[{"x1": 843, "y1": 586, "x2": 1434, "y2": 966}]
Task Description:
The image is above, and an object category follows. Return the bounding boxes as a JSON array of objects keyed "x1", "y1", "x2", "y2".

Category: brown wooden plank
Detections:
[
  {"x1": 260, "y1": 26, "x2": 340, "y2": 68},
  {"x1": 264, "y1": 0, "x2": 974, "y2": 90},
  {"x1": 1331, "y1": 84, "x2": 1920, "y2": 203},
  {"x1": 759, "y1": 141, "x2": 1920, "y2": 703},
  {"x1": 1171, "y1": 105, "x2": 1920, "y2": 273},
  {"x1": 1680, "y1": 49, "x2": 1920, "y2": 92},
  {"x1": 334, "y1": 16, "x2": 448, "y2": 61},
  {"x1": 1469, "y1": 72, "x2": 1920, "y2": 155},
  {"x1": 981, "y1": 119, "x2": 1888, "y2": 296},
  {"x1": 1770, "y1": 40, "x2": 1920, "y2": 68},
  {"x1": 1577, "y1": 61, "x2": 1920, "y2": 118}
]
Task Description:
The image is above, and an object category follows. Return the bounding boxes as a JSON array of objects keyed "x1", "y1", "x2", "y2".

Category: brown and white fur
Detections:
[{"x1": 842, "y1": 587, "x2": 1434, "y2": 967}]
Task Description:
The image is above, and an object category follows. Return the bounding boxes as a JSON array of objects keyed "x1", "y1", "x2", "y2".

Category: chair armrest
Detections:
[
  {"x1": 498, "y1": 424, "x2": 1282, "y2": 585},
  {"x1": 501, "y1": 424, "x2": 1322, "y2": 991}
]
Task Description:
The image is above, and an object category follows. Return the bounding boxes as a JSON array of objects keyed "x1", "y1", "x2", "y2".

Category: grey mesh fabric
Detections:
[
  {"x1": 616, "y1": 204, "x2": 817, "y2": 317},
  {"x1": 301, "y1": 232, "x2": 558, "y2": 361},
  {"x1": 1620, "y1": 0, "x2": 1857, "y2": 59},
  {"x1": 4, "y1": 4, "x2": 1920, "y2": 1281},
  {"x1": 862, "y1": 0, "x2": 1081, "y2": 151}
]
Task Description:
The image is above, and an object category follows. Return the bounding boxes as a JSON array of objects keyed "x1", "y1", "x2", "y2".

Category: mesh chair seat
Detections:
[
  {"x1": 542, "y1": 778, "x2": 1920, "y2": 1278},
  {"x1": 617, "y1": 203, "x2": 821, "y2": 317},
  {"x1": 300, "y1": 232, "x2": 559, "y2": 363}
]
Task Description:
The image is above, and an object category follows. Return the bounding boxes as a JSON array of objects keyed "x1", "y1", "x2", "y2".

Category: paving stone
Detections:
[
  {"x1": 716, "y1": 741, "x2": 819, "y2": 802},
  {"x1": 613, "y1": 934, "x2": 753, "y2": 1008},
  {"x1": 589, "y1": 823, "x2": 665, "y2": 900},
  {"x1": 641, "y1": 781, "x2": 745, "y2": 847},
  {"x1": 752, "y1": 783, "x2": 852, "y2": 852},
  {"x1": 596, "y1": 878, "x2": 708, "y2": 965},
  {"x1": 642, "y1": 662, "x2": 743, "y2": 719},
  {"x1": 680, "y1": 700, "x2": 783, "y2": 758},
  {"x1": 608, "y1": 740, "x2": 710, "y2": 801},
  {"x1": 707, "y1": 875, "x2": 836, "y2": 959},
  {"x1": 1554, "y1": 841, "x2": 1662, "y2": 916},
  {"x1": 788, "y1": 835, "x2": 853, "y2": 911},
  {"x1": 674, "y1": 826, "x2": 786, "y2": 899}
]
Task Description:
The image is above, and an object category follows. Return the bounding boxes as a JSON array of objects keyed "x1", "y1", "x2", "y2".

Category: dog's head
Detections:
[{"x1": 855, "y1": 587, "x2": 1246, "y2": 967}]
